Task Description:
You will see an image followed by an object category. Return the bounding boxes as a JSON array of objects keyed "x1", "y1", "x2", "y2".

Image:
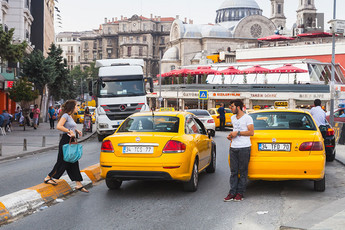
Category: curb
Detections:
[
  {"x1": 0, "y1": 163, "x2": 101, "y2": 225},
  {"x1": 0, "y1": 132, "x2": 96, "y2": 162}
]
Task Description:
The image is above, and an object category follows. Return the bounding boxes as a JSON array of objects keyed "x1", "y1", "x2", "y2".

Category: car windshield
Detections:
[
  {"x1": 117, "y1": 116, "x2": 180, "y2": 133},
  {"x1": 78, "y1": 111, "x2": 84, "y2": 115},
  {"x1": 187, "y1": 110, "x2": 210, "y2": 116},
  {"x1": 249, "y1": 112, "x2": 317, "y2": 130}
]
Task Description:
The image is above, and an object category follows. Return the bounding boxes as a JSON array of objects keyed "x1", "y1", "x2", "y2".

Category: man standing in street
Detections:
[
  {"x1": 32, "y1": 104, "x2": 40, "y2": 130},
  {"x1": 224, "y1": 100, "x2": 254, "y2": 202},
  {"x1": 310, "y1": 99, "x2": 326, "y2": 127},
  {"x1": 217, "y1": 103, "x2": 226, "y2": 131}
]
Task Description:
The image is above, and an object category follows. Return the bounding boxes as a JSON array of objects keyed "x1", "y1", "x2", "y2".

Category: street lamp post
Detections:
[{"x1": 330, "y1": 0, "x2": 337, "y2": 126}]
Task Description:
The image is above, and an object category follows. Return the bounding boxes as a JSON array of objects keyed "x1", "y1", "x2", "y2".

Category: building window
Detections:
[
  {"x1": 160, "y1": 37, "x2": 165, "y2": 45},
  {"x1": 278, "y1": 4, "x2": 282, "y2": 14},
  {"x1": 143, "y1": 36, "x2": 147, "y2": 42},
  {"x1": 107, "y1": 39, "x2": 112, "y2": 47},
  {"x1": 84, "y1": 43, "x2": 89, "y2": 49},
  {"x1": 123, "y1": 24, "x2": 127, "y2": 31},
  {"x1": 93, "y1": 52, "x2": 97, "y2": 60},
  {"x1": 161, "y1": 25, "x2": 164, "y2": 32},
  {"x1": 123, "y1": 37, "x2": 127, "y2": 43},
  {"x1": 129, "y1": 36, "x2": 133, "y2": 43},
  {"x1": 143, "y1": 24, "x2": 147, "y2": 30},
  {"x1": 99, "y1": 53, "x2": 102, "y2": 59},
  {"x1": 71, "y1": 56, "x2": 74, "y2": 63},
  {"x1": 139, "y1": 47, "x2": 143, "y2": 56},
  {"x1": 308, "y1": 0, "x2": 311, "y2": 5},
  {"x1": 93, "y1": 41, "x2": 97, "y2": 49},
  {"x1": 128, "y1": 47, "x2": 132, "y2": 57}
]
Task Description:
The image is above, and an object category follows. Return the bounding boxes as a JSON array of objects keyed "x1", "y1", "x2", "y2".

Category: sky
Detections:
[{"x1": 55, "y1": 0, "x2": 345, "y2": 33}]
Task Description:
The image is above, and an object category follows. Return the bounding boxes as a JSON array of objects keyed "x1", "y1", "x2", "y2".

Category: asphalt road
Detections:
[{"x1": 1, "y1": 132, "x2": 345, "y2": 230}]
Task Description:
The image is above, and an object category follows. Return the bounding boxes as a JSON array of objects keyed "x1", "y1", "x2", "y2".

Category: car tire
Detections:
[
  {"x1": 106, "y1": 178, "x2": 122, "y2": 190},
  {"x1": 98, "y1": 134, "x2": 106, "y2": 142},
  {"x1": 206, "y1": 146, "x2": 216, "y2": 173},
  {"x1": 314, "y1": 176, "x2": 325, "y2": 192},
  {"x1": 184, "y1": 159, "x2": 199, "y2": 192},
  {"x1": 326, "y1": 149, "x2": 335, "y2": 162}
]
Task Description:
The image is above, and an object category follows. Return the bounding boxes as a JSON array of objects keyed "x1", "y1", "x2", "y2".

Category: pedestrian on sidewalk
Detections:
[
  {"x1": 44, "y1": 100, "x2": 89, "y2": 193},
  {"x1": 217, "y1": 103, "x2": 226, "y2": 131},
  {"x1": 224, "y1": 100, "x2": 254, "y2": 202},
  {"x1": 32, "y1": 104, "x2": 40, "y2": 130},
  {"x1": 48, "y1": 106, "x2": 56, "y2": 129}
]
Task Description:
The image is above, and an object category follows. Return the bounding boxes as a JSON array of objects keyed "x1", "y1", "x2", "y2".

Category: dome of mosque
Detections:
[{"x1": 216, "y1": 0, "x2": 262, "y2": 24}]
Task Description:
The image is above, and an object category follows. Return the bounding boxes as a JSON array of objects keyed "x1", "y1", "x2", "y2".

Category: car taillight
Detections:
[
  {"x1": 207, "y1": 119, "x2": 215, "y2": 123},
  {"x1": 163, "y1": 140, "x2": 186, "y2": 153},
  {"x1": 326, "y1": 128, "x2": 335, "y2": 136},
  {"x1": 101, "y1": 140, "x2": 114, "y2": 152},
  {"x1": 299, "y1": 142, "x2": 323, "y2": 151}
]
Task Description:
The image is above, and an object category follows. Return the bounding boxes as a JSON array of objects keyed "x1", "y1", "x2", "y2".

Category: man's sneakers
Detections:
[
  {"x1": 223, "y1": 193, "x2": 244, "y2": 202},
  {"x1": 223, "y1": 193, "x2": 236, "y2": 202},
  {"x1": 234, "y1": 193, "x2": 244, "y2": 201}
]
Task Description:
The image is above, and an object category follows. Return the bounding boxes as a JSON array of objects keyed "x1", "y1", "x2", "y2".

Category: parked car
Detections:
[
  {"x1": 186, "y1": 109, "x2": 215, "y2": 137},
  {"x1": 100, "y1": 111, "x2": 216, "y2": 192},
  {"x1": 238, "y1": 109, "x2": 326, "y2": 191},
  {"x1": 326, "y1": 108, "x2": 345, "y2": 123},
  {"x1": 208, "y1": 108, "x2": 233, "y2": 129}
]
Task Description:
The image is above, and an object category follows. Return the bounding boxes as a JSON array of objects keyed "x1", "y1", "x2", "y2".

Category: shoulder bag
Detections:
[{"x1": 62, "y1": 137, "x2": 83, "y2": 163}]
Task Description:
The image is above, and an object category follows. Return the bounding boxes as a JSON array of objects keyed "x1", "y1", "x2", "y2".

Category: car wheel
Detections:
[
  {"x1": 98, "y1": 134, "x2": 105, "y2": 142},
  {"x1": 184, "y1": 159, "x2": 199, "y2": 192},
  {"x1": 314, "y1": 176, "x2": 325, "y2": 192},
  {"x1": 106, "y1": 178, "x2": 122, "y2": 190},
  {"x1": 326, "y1": 149, "x2": 335, "y2": 162},
  {"x1": 206, "y1": 146, "x2": 216, "y2": 173}
]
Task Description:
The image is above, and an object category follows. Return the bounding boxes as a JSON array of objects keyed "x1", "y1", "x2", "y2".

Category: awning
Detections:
[{"x1": 258, "y1": 34, "x2": 295, "y2": 41}]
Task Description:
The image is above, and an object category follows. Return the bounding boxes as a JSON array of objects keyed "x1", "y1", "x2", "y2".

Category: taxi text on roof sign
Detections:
[
  {"x1": 274, "y1": 101, "x2": 288, "y2": 108},
  {"x1": 159, "y1": 107, "x2": 175, "y2": 112},
  {"x1": 199, "y1": 90, "x2": 208, "y2": 100}
]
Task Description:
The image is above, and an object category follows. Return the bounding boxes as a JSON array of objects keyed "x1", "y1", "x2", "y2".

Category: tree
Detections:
[
  {"x1": 243, "y1": 74, "x2": 247, "y2": 84},
  {"x1": 21, "y1": 50, "x2": 56, "y2": 96},
  {"x1": 47, "y1": 44, "x2": 77, "y2": 100},
  {"x1": 70, "y1": 65, "x2": 87, "y2": 99},
  {"x1": 8, "y1": 77, "x2": 39, "y2": 129},
  {"x1": 0, "y1": 25, "x2": 27, "y2": 67},
  {"x1": 187, "y1": 74, "x2": 193, "y2": 84}
]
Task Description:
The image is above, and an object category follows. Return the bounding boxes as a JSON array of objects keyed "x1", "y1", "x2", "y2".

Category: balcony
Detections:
[{"x1": 1, "y1": 0, "x2": 9, "y2": 10}]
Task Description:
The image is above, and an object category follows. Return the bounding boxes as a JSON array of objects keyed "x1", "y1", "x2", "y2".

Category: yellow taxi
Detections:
[
  {"x1": 238, "y1": 109, "x2": 326, "y2": 191},
  {"x1": 100, "y1": 111, "x2": 216, "y2": 192},
  {"x1": 208, "y1": 108, "x2": 233, "y2": 128},
  {"x1": 73, "y1": 109, "x2": 85, "y2": 123}
]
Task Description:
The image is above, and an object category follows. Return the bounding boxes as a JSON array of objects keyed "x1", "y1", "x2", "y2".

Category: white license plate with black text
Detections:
[
  {"x1": 258, "y1": 143, "x2": 291, "y2": 151},
  {"x1": 122, "y1": 146, "x2": 154, "y2": 154}
]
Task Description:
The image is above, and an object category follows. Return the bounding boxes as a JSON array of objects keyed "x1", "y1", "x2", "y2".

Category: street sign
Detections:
[
  {"x1": 328, "y1": 19, "x2": 345, "y2": 34},
  {"x1": 199, "y1": 90, "x2": 208, "y2": 100}
]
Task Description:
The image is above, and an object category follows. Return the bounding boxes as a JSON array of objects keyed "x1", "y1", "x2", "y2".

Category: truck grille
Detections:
[{"x1": 103, "y1": 103, "x2": 142, "y2": 121}]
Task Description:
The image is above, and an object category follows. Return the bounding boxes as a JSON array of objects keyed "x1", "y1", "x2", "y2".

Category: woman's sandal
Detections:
[
  {"x1": 75, "y1": 186, "x2": 89, "y2": 193},
  {"x1": 44, "y1": 178, "x2": 58, "y2": 186}
]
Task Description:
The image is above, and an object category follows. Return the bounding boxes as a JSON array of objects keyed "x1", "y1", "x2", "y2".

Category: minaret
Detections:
[
  {"x1": 296, "y1": 0, "x2": 317, "y2": 31},
  {"x1": 270, "y1": 0, "x2": 286, "y2": 30}
]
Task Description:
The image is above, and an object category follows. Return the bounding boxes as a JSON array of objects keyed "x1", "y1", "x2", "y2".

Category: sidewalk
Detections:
[{"x1": 0, "y1": 121, "x2": 95, "y2": 162}]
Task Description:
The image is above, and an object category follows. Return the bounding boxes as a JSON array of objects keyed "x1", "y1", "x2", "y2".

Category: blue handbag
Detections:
[{"x1": 62, "y1": 138, "x2": 83, "y2": 163}]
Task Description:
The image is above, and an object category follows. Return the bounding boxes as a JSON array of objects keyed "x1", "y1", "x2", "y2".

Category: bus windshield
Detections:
[{"x1": 97, "y1": 79, "x2": 145, "y2": 97}]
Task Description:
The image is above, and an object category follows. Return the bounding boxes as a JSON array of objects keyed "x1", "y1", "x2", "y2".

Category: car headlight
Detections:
[{"x1": 99, "y1": 123, "x2": 109, "y2": 128}]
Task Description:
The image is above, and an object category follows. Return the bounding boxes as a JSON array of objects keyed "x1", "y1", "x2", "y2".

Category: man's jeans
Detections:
[
  {"x1": 219, "y1": 117, "x2": 225, "y2": 130},
  {"x1": 229, "y1": 147, "x2": 251, "y2": 195}
]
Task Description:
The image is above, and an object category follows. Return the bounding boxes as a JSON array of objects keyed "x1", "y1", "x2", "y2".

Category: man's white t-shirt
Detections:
[
  {"x1": 231, "y1": 114, "x2": 253, "y2": 148},
  {"x1": 310, "y1": 106, "x2": 326, "y2": 126}
]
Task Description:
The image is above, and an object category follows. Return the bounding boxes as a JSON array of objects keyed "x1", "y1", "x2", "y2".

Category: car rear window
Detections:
[
  {"x1": 78, "y1": 111, "x2": 84, "y2": 115},
  {"x1": 249, "y1": 112, "x2": 317, "y2": 131},
  {"x1": 117, "y1": 116, "x2": 180, "y2": 133},
  {"x1": 187, "y1": 110, "x2": 210, "y2": 116}
]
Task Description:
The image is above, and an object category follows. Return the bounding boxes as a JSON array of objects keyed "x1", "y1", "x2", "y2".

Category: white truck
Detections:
[{"x1": 90, "y1": 59, "x2": 153, "y2": 141}]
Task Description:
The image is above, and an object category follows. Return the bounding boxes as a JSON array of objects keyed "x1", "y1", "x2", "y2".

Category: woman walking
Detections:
[
  {"x1": 44, "y1": 100, "x2": 89, "y2": 193},
  {"x1": 48, "y1": 106, "x2": 55, "y2": 129}
]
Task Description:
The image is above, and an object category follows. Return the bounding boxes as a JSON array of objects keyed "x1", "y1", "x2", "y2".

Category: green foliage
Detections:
[
  {"x1": 294, "y1": 73, "x2": 297, "y2": 84},
  {"x1": 21, "y1": 50, "x2": 56, "y2": 95},
  {"x1": 202, "y1": 74, "x2": 207, "y2": 84},
  {"x1": 47, "y1": 44, "x2": 77, "y2": 100},
  {"x1": 243, "y1": 74, "x2": 247, "y2": 84},
  {"x1": 187, "y1": 74, "x2": 193, "y2": 84},
  {"x1": 179, "y1": 76, "x2": 184, "y2": 84},
  {"x1": 8, "y1": 77, "x2": 39, "y2": 103},
  {"x1": 0, "y1": 25, "x2": 28, "y2": 64}
]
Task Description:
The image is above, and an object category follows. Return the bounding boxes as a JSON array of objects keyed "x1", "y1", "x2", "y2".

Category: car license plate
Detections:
[
  {"x1": 122, "y1": 146, "x2": 154, "y2": 154},
  {"x1": 258, "y1": 143, "x2": 291, "y2": 151}
]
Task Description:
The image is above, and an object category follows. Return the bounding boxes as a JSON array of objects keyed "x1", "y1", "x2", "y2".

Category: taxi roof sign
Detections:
[
  {"x1": 199, "y1": 90, "x2": 208, "y2": 100},
  {"x1": 274, "y1": 101, "x2": 288, "y2": 108}
]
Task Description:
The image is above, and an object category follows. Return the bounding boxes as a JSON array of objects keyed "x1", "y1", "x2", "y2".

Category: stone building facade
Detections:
[
  {"x1": 79, "y1": 14, "x2": 175, "y2": 77},
  {"x1": 56, "y1": 32, "x2": 85, "y2": 70}
]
